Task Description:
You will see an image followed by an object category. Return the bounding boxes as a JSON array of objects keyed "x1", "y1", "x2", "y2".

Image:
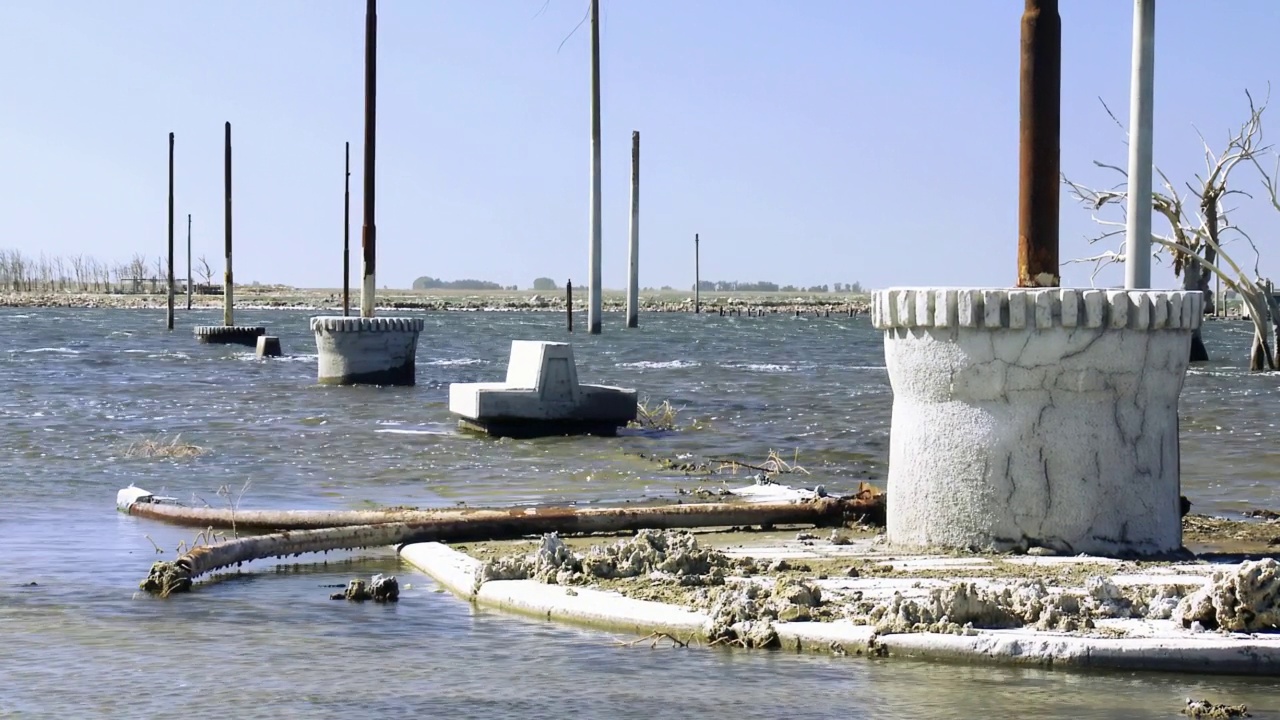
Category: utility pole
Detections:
[
  {"x1": 167, "y1": 132, "x2": 175, "y2": 330},
  {"x1": 360, "y1": 0, "x2": 378, "y2": 318},
  {"x1": 343, "y1": 141, "x2": 351, "y2": 317},
  {"x1": 626, "y1": 131, "x2": 640, "y2": 328},
  {"x1": 694, "y1": 233, "x2": 701, "y2": 314},
  {"x1": 586, "y1": 0, "x2": 603, "y2": 334},
  {"x1": 1016, "y1": 0, "x2": 1061, "y2": 288},
  {"x1": 1124, "y1": 0, "x2": 1155, "y2": 289},
  {"x1": 186, "y1": 214, "x2": 192, "y2": 310},
  {"x1": 224, "y1": 121, "x2": 234, "y2": 327}
]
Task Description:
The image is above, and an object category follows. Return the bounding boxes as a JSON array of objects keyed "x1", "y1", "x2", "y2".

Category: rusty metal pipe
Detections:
[{"x1": 1017, "y1": 0, "x2": 1061, "y2": 288}]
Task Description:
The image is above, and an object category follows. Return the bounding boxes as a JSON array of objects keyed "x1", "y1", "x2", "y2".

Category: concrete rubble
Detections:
[{"x1": 400, "y1": 529, "x2": 1280, "y2": 675}]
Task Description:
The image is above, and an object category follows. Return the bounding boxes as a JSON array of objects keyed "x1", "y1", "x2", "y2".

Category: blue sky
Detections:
[{"x1": 3, "y1": 0, "x2": 1279, "y2": 291}]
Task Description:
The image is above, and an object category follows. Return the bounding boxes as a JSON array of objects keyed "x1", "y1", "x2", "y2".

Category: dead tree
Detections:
[{"x1": 1062, "y1": 92, "x2": 1277, "y2": 371}]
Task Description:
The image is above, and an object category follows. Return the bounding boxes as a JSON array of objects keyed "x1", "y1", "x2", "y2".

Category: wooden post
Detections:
[
  {"x1": 167, "y1": 132, "x2": 175, "y2": 330},
  {"x1": 626, "y1": 130, "x2": 640, "y2": 329},
  {"x1": 223, "y1": 121, "x2": 234, "y2": 327},
  {"x1": 566, "y1": 280, "x2": 574, "y2": 332},
  {"x1": 343, "y1": 141, "x2": 351, "y2": 317},
  {"x1": 694, "y1": 233, "x2": 701, "y2": 314},
  {"x1": 586, "y1": 0, "x2": 603, "y2": 334},
  {"x1": 360, "y1": 0, "x2": 378, "y2": 319},
  {"x1": 186, "y1": 214, "x2": 192, "y2": 310},
  {"x1": 1016, "y1": 0, "x2": 1061, "y2": 288}
]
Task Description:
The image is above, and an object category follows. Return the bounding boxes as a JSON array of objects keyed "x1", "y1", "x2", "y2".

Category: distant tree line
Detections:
[
  {"x1": 693, "y1": 280, "x2": 863, "y2": 293},
  {"x1": 0, "y1": 249, "x2": 216, "y2": 294},
  {"x1": 412, "y1": 276, "x2": 517, "y2": 291}
]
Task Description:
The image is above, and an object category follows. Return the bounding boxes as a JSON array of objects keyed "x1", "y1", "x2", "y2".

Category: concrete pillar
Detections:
[
  {"x1": 626, "y1": 131, "x2": 639, "y2": 329},
  {"x1": 194, "y1": 325, "x2": 265, "y2": 346},
  {"x1": 1124, "y1": 0, "x2": 1155, "y2": 290},
  {"x1": 874, "y1": 289, "x2": 1199, "y2": 556},
  {"x1": 587, "y1": 0, "x2": 603, "y2": 335},
  {"x1": 312, "y1": 317, "x2": 424, "y2": 385},
  {"x1": 255, "y1": 335, "x2": 283, "y2": 358}
]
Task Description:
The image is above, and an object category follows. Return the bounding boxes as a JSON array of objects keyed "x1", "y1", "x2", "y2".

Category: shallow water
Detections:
[{"x1": 1, "y1": 308, "x2": 1277, "y2": 718}]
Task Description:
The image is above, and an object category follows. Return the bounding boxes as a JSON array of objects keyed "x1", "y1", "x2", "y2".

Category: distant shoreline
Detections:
[{"x1": 0, "y1": 288, "x2": 873, "y2": 315}]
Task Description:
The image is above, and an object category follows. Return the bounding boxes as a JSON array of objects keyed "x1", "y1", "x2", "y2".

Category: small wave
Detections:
[
  {"x1": 616, "y1": 359, "x2": 701, "y2": 369},
  {"x1": 376, "y1": 428, "x2": 452, "y2": 436},
  {"x1": 424, "y1": 358, "x2": 485, "y2": 367},
  {"x1": 14, "y1": 347, "x2": 82, "y2": 355},
  {"x1": 723, "y1": 362, "x2": 796, "y2": 373}
]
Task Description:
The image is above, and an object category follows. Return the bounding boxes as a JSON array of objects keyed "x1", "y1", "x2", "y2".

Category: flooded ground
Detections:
[{"x1": 1, "y1": 308, "x2": 1277, "y2": 718}]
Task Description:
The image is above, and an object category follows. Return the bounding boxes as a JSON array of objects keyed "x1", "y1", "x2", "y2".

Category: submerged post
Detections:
[
  {"x1": 309, "y1": 0, "x2": 423, "y2": 384},
  {"x1": 626, "y1": 131, "x2": 640, "y2": 328},
  {"x1": 567, "y1": 280, "x2": 574, "y2": 332},
  {"x1": 694, "y1": 233, "x2": 700, "y2": 314},
  {"x1": 186, "y1": 214, "x2": 192, "y2": 310},
  {"x1": 193, "y1": 122, "x2": 265, "y2": 346},
  {"x1": 223, "y1": 121, "x2": 234, "y2": 326},
  {"x1": 1124, "y1": 0, "x2": 1155, "y2": 290},
  {"x1": 1016, "y1": 0, "x2": 1061, "y2": 288},
  {"x1": 586, "y1": 0, "x2": 603, "y2": 335},
  {"x1": 343, "y1": 141, "x2": 351, "y2": 317},
  {"x1": 167, "y1": 132, "x2": 175, "y2": 331},
  {"x1": 360, "y1": 0, "x2": 377, "y2": 319}
]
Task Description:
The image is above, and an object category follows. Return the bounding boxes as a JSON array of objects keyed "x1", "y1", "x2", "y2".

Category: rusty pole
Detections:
[
  {"x1": 566, "y1": 280, "x2": 574, "y2": 332},
  {"x1": 167, "y1": 132, "x2": 175, "y2": 330},
  {"x1": 224, "y1": 121, "x2": 234, "y2": 327},
  {"x1": 343, "y1": 141, "x2": 351, "y2": 317},
  {"x1": 186, "y1": 214, "x2": 192, "y2": 310},
  {"x1": 1016, "y1": 0, "x2": 1061, "y2": 288},
  {"x1": 360, "y1": 0, "x2": 377, "y2": 318}
]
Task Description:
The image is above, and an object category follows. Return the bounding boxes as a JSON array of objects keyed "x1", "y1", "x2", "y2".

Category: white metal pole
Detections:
[{"x1": 1124, "y1": 0, "x2": 1155, "y2": 289}]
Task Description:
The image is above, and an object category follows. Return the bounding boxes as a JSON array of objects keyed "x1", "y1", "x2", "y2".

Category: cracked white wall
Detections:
[{"x1": 874, "y1": 288, "x2": 1201, "y2": 557}]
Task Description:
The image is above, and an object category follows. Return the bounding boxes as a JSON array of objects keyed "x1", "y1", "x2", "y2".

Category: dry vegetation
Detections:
[{"x1": 124, "y1": 434, "x2": 206, "y2": 459}]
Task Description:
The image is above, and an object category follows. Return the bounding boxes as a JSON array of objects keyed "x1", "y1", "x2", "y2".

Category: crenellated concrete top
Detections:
[
  {"x1": 872, "y1": 288, "x2": 1203, "y2": 332},
  {"x1": 310, "y1": 316, "x2": 426, "y2": 333}
]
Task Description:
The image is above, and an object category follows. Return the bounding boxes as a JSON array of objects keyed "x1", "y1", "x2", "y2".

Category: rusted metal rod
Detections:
[
  {"x1": 343, "y1": 141, "x2": 351, "y2": 317},
  {"x1": 1017, "y1": 0, "x2": 1061, "y2": 288},
  {"x1": 566, "y1": 279, "x2": 574, "y2": 332},
  {"x1": 360, "y1": 0, "x2": 377, "y2": 318},
  {"x1": 224, "y1": 121, "x2": 234, "y2": 326},
  {"x1": 167, "y1": 132, "x2": 175, "y2": 330}
]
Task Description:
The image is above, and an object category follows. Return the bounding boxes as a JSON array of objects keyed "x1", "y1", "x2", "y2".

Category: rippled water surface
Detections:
[{"x1": 2, "y1": 308, "x2": 1277, "y2": 718}]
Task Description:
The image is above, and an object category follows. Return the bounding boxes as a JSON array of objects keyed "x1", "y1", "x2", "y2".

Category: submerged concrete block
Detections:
[
  {"x1": 873, "y1": 287, "x2": 1201, "y2": 558},
  {"x1": 255, "y1": 335, "x2": 282, "y2": 358},
  {"x1": 449, "y1": 340, "x2": 637, "y2": 438},
  {"x1": 310, "y1": 316, "x2": 425, "y2": 386},
  {"x1": 193, "y1": 325, "x2": 266, "y2": 346}
]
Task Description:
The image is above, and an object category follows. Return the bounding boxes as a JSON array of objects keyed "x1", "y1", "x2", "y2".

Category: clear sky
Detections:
[{"x1": 3, "y1": 1, "x2": 1280, "y2": 292}]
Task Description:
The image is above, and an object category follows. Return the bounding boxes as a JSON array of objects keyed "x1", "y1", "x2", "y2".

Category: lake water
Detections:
[{"x1": 1, "y1": 307, "x2": 1277, "y2": 718}]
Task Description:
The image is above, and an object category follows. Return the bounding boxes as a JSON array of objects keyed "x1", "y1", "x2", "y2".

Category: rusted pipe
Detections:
[
  {"x1": 1017, "y1": 0, "x2": 1061, "y2": 288},
  {"x1": 360, "y1": 0, "x2": 378, "y2": 318}
]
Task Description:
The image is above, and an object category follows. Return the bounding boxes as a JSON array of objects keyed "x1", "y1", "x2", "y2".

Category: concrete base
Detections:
[
  {"x1": 449, "y1": 340, "x2": 637, "y2": 438},
  {"x1": 311, "y1": 316, "x2": 425, "y2": 386},
  {"x1": 255, "y1": 335, "x2": 282, "y2": 358},
  {"x1": 872, "y1": 288, "x2": 1202, "y2": 557},
  {"x1": 193, "y1": 325, "x2": 266, "y2": 346},
  {"x1": 400, "y1": 534, "x2": 1280, "y2": 676}
]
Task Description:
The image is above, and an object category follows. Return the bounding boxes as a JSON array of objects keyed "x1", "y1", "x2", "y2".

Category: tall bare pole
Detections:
[
  {"x1": 167, "y1": 132, "x2": 175, "y2": 330},
  {"x1": 223, "y1": 121, "x2": 234, "y2": 327},
  {"x1": 626, "y1": 130, "x2": 640, "y2": 328},
  {"x1": 1016, "y1": 0, "x2": 1061, "y2": 288},
  {"x1": 186, "y1": 214, "x2": 192, "y2": 310},
  {"x1": 694, "y1": 233, "x2": 700, "y2": 314},
  {"x1": 1124, "y1": 0, "x2": 1155, "y2": 289},
  {"x1": 587, "y1": 0, "x2": 603, "y2": 334},
  {"x1": 360, "y1": 0, "x2": 378, "y2": 319},
  {"x1": 343, "y1": 141, "x2": 351, "y2": 317}
]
